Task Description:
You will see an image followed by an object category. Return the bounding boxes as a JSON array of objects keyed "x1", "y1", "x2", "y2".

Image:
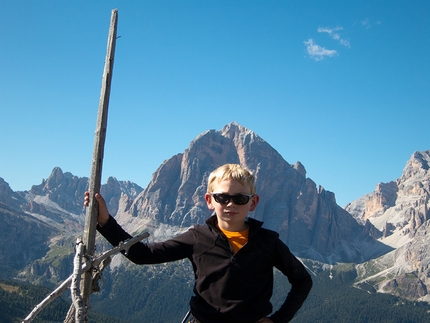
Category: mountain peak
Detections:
[
  {"x1": 1, "y1": 125, "x2": 429, "y2": 303},
  {"x1": 221, "y1": 121, "x2": 253, "y2": 135},
  {"x1": 119, "y1": 123, "x2": 380, "y2": 263},
  {"x1": 401, "y1": 150, "x2": 430, "y2": 182},
  {"x1": 347, "y1": 150, "x2": 430, "y2": 301},
  {"x1": 0, "y1": 177, "x2": 26, "y2": 210},
  {"x1": 347, "y1": 150, "x2": 430, "y2": 237}
]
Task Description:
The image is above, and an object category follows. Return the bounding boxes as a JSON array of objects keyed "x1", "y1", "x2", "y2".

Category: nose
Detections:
[{"x1": 226, "y1": 199, "x2": 236, "y2": 206}]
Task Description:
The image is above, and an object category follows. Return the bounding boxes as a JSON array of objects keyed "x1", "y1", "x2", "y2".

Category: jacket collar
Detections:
[{"x1": 206, "y1": 213, "x2": 264, "y2": 237}]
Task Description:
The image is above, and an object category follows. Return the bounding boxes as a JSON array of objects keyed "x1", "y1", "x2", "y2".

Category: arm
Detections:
[
  {"x1": 85, "y1": 192, "x2": 194, "y2": 265},
  {"x1": 269, "y1": 241, "x2": 313, "y2": 323}
]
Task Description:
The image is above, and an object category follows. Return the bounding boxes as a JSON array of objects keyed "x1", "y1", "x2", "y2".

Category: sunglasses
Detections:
[{"x1": 211, "y1": 193, "x2": 254, "y2": 205}]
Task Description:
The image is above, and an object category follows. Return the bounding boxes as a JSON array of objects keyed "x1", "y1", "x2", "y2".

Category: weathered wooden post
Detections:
[{"x1": 81, "y1": 8, "x2": 118, "y2": 320}]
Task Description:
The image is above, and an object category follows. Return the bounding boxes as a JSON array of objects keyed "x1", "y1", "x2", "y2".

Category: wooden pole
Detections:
[{"x1": 81, "y1": 8, "x2": 118, "y2": 320}]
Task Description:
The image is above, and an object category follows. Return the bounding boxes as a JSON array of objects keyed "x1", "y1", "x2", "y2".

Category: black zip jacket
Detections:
[{"x1": 97, "y1": 215, "x2": 312, "y2": 323}]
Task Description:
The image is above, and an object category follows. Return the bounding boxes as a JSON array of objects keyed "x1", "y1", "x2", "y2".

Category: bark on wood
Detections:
[
  {"x1": 21, "y1": 232, "x2": 149, "y2": 323},
  {"x1": 71, "y1": 240, "x2": 85, "y2": 322},
  {"x1": 81, "y1": 8, "x2": 118, "y2": 320}
]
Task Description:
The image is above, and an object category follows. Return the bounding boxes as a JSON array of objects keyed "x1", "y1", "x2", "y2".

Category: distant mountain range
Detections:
[{"x1": 1, "y1": 122, "x2": 429, "y2": 320}]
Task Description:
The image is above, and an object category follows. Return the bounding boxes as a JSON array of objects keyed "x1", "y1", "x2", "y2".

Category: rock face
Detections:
[
  {"x1": 29, "y1": 167, "x2": 89, "y2": 215},
  {"x1": 0, "y1": 177, "x2": 26, "y2": 210},
  {"x1": 0, "y1": 168, "x2": 143, "y2": 279},
  {"x1": 119, "y1": 122, "x2": 382, "y2": 263},
  {"x1": 20, "y1": 167, "x2": 143, "y2": 231},
  {"x1": 348, "y1": 151, "x2": 430, "y2": 302},
  {"x1": 0, "y1": 203, "x2": 55, "y2": 270},
  {"x1": 1, "y1": 123, "x2": 429, "y2": 304},
  {"x1": 347, "y1": 151, "x2": 430, "y2": 238}
]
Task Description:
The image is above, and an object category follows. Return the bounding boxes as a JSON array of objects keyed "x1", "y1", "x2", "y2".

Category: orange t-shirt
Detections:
[{"x1": 219, "y1": 227, "x2": 249, "y2": 254}]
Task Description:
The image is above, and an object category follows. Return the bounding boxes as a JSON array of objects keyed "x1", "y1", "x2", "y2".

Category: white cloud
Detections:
[
  {"x1": 317, "y1": 26, "x2": 350, "y2": 48},
  {"x1": 304, "y1": 39, "x2": 338, "y2": 61},
  {"x1": 361, "y1": 18, "x2": 371, "y2": 28},
  {"x1": 318, "y1": 26, "x2": 343, "y2": 34},
  {"x1": 340, "y1": 39, "x2": 350, "y2": 47},
  {"x1": 361, "y1": 18, "x2": 382, "y2": 29}
]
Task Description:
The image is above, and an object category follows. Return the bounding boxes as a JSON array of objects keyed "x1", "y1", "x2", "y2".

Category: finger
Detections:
[
  {"x1": 94, "y1": 193, "x2": 110, "y2": 224},
  {"x1": 95, "y1": 193, "x2": 103, "y2": 203},
  {"x1": 95, "y1": 193, "x2": 108, "y2": 211},
  {"x1": 84, "y1": 191, "x2": 90, "y2": 206}
]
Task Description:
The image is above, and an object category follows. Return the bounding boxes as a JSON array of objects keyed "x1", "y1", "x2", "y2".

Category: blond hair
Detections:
[{"x1": 207, "y1": 164, "x2": 256, "y2": 194}]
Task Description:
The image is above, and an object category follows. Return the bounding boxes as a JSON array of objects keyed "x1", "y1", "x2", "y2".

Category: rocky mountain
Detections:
[
  {"x1": 117, "y1": 122, "x2": 384, "y2": 264},
  {"x1": 0, "y1": 177, "x2": 27, "y2": 209},
  {"x1": 0, "y1": 168, "x2": 143, "y2": 284},
  {"x1": 1, "y1": 122, "x2": 429, "y2": 307},
  {"x1": 25, "y1": 167, "x2": 143, "y2": 228},
  {"x1": 0, "y1": 202, "x2": 55, "y2": 271},
  {"x1": 346, "y1": 150, "x2": 430, "y2": 302}
]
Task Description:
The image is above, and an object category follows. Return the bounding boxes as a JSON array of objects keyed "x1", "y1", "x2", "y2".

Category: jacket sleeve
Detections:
[
  {"x1": 269, "y1": 239, "x2": 313, "y2": 323},
  {"x1": 97, "y1": 215, "x2": 195, "y2": 265}
]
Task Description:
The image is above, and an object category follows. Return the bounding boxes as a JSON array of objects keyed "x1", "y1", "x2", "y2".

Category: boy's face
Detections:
[{"x1": 205, "y1": 178, "x2": 259, "y2": 231}]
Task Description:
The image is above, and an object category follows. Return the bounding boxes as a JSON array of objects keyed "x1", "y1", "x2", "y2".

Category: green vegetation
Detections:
[
  {"x1": 45, "y1": 244, "x2": 73, "y2": 261},
  {"x1": 90, "y1": 262, "x2": 194, "y2": 322},
  {"x1": 290, "y1": 266, "x2": 430, "y2": 323},
  {"x1": 2, "y1": 261, "x2": 430, "y2": 322},
  {"x1": 0, "y1": 279, "x2": 130, "y2": 323},
  {"x1": 89, "y1": 260, "x2": 430, "y2": 323}
]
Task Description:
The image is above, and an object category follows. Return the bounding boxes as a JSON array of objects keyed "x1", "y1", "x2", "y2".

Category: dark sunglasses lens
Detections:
[
  {"x1": 213, "y1": 194, "x2": 230, "y2": 204},
  {"x1": 232, "y1": 195, "x2": 250, "y2": 205},
  {"x1": 212, "y1": 194, "x2": 251, "y2": 205}
]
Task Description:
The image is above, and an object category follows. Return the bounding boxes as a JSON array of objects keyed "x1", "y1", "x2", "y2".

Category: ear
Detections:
[
  {"x1": 205, "y1": 193, "x2": 215, "y2": 210},
  {"x1": 249, "y1": 194, "x2": 260, "y2": 212}
]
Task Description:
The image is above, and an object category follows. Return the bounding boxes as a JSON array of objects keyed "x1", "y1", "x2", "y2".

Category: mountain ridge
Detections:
[
  {"x1": 1, "y1": 122, "x2": 429, "y2": 306},
  {"x1": 347, "y1": 149, "x2": 430, "y2": 302},
  {"x1": 114, "y1": 122, "x2": 384, "y2": 264}
]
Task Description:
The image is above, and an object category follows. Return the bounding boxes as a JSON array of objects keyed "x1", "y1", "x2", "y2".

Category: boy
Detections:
[{"x1": 85, "y1": 164, "x2": 312, "y2": 323}]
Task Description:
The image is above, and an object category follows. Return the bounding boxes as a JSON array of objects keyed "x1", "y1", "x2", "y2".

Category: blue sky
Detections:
[{"x1": 1, "y1": 1, "x2": 429, "y2": 207}]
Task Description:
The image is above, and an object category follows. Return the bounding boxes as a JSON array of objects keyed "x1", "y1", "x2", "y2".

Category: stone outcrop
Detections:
[
  {"x1": 350, "y1": 150, "x2": 430, "y2": 302},
  {"x1": 15, "y1": 167, "x2": 144, "y2": 232},
  {"x1": 0, "y1": 168, "x2": 144, "y2": 282},
  {"x1": 0, "y1": 177, "x2": 26, "y2": 211},
  {"x1": 1, "y1": 123, "x2": 429, "y2": 304},
  {"x1": 30, "y1": 167, "x2": 89, "y2": 215},
  {"x1": 0, "y1": 203, "x2": 55, "y2": 270},
  {"x1": 119, "y1": 122, "x2": 383, "y2": 263},
  {"x1": 347, "y1": 151, "x2": 430, "y2": 239}
]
